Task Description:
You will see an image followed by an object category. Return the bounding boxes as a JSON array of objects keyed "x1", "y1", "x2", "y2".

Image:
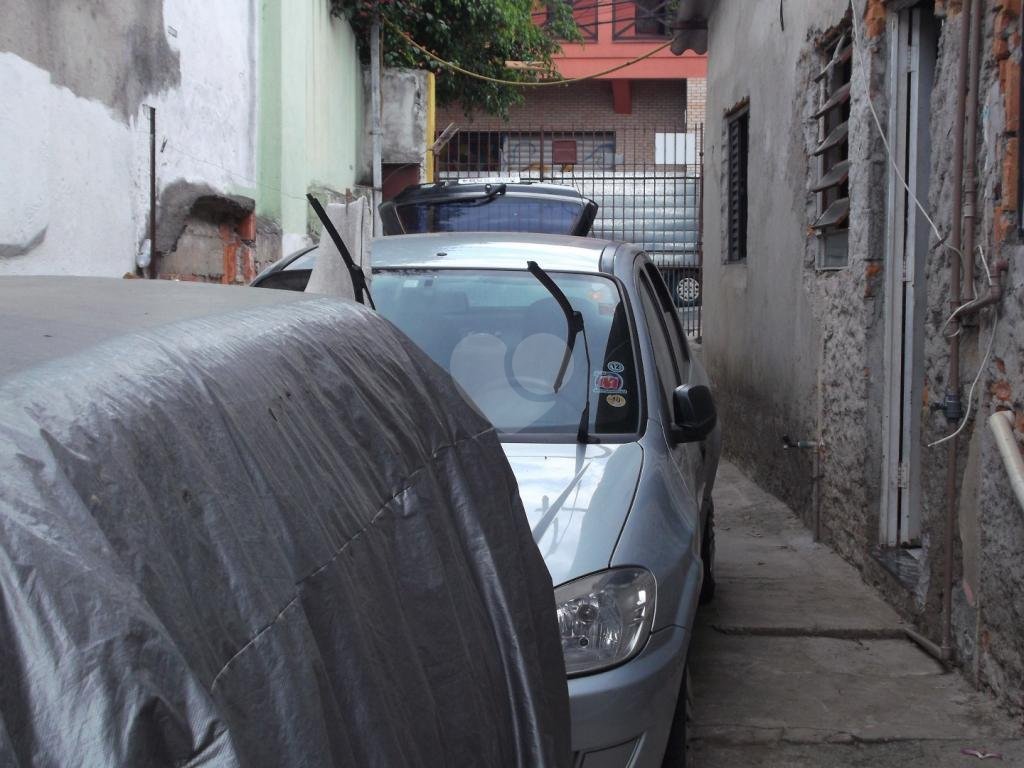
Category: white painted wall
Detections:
[
  {"x1": 0, "y1": 0, "x2": 257, "y2": 276},
  {"x1": 0, "y1": 52, "x2": 138, "y2": 275}
]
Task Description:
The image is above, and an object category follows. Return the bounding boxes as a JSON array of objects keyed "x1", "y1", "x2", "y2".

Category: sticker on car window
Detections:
[
  {"x1": 607, "y1": 361, "x2": 625, "y2": 373},
  {"x1": 593, "y1": 371, "x2": 627, "y2": 394},
  {"x1": 606, "y1": 394, "x2": 627, "y2": 408}
]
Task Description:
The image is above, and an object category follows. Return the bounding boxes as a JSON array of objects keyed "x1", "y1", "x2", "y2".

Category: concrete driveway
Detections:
[{"x1": 685, "y1": 461, "x2": 1024, "y2": 767}]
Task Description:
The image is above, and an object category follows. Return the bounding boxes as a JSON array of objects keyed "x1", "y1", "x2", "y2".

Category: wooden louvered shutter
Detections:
[
  {"x1": 727, "y1": 108, "x2": 749, "y2": 262},
  {"x1": 812, "y1": 26, "x2": 852, "y2": 267}
]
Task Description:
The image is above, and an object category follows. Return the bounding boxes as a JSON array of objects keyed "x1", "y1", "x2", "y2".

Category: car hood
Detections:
[{"x1": 501, "y1": 442, "x2": 643, "y2": 588}]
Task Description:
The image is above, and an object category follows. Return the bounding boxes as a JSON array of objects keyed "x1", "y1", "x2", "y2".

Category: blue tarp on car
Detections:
[{"x1": 0, "y1": 277, "x2": 569, "y2": 767}]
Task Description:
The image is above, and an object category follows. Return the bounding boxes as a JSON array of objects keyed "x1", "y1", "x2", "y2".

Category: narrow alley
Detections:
[
  {"x1": 687, "y1": 462, "x2": 1024, "y2": 766},
  {"x1": 3, "y1": 0, "x2": 1024, "y2": 766}
]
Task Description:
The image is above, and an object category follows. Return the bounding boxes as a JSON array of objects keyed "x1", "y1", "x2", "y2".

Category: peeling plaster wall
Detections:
[
  {"x1": 360, "y1": 68, "x2": 429, "y2": 182},
  {"x1": 0, "y1": 0, "x2": 257, "y2": 277},
  {"x1": 0, "y1": 52, "x2": 138, "y2": 273},
  {"x1": 703, "y1": 0, "x2": 1024, "y2": 713},
  {"x1": 1, "y1": 0, "x2": 365, "y2": 279}
]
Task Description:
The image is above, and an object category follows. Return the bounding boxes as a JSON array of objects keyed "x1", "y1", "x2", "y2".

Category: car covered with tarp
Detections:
[{"x1": 0, "y1": 276, "x2": 569, "y2": 767}]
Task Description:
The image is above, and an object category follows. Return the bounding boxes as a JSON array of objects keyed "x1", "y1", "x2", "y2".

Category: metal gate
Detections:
[{"x1": 435, "y1": 125, "x2": 704, "y2": 339}]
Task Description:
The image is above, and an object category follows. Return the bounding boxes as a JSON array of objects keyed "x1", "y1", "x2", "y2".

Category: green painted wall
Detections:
[{"x1": 257, "y1": 0, "x2": 363, "y2": 240}]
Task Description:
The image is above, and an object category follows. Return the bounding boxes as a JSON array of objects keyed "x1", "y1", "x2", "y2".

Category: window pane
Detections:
[
  {"x1": 396, "y1": 198, "x2": 585, "y2": 236},
  {"x1": 645, "y1": 264, "x2": 690, "y2": 371},
  {"x1": 637, "y1": 273, "x2": 679, "y2": 411}
]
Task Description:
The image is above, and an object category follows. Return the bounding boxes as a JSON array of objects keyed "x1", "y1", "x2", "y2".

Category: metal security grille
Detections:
[
  {"x1": 726, "y1": 108, "x2": 749, "y2": 263},
  {"x1": 435, "y1": 124, "x2": 704, "y2": 339},
  {"x1": 613, "y1": 0, "x2": 676, "y2": 39}
]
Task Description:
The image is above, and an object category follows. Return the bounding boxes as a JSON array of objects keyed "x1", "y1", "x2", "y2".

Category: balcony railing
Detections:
[
  {"x1": 613, "y1": 0, "x2": 676, "y2": 40},
  {"x1": 546, "y1": 0, "x2": 598, "y2": 41},
  {"x1": 540, "y1": 0, "x2": 677, "y2": 43}
]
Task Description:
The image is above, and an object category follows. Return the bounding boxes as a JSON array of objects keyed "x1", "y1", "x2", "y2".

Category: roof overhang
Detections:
[{"x1": 671, "y1": 0, "x2": 716, "y2": 55}]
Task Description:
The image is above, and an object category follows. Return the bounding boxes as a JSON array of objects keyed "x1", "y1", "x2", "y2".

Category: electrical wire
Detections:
[
  {"x1": 928, "y1": 303, "x2": 999, "y2": 448},
  {"x1": 385, "y1": 18, "x2": 673, "y2": 86},
  {"x1": 848, "y1": 0, "x2": 1001, "y2": 448},
  {"x1": 848, "y1": 0, "x2": 959, "y2": 259},
  {"x1": 937, "y1": 245, "x2": 994, "y2": 338}
]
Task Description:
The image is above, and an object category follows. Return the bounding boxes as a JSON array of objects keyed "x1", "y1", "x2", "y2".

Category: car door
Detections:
[{"x1": 634, "y1": 257, "x2": 704, "y2": 500}]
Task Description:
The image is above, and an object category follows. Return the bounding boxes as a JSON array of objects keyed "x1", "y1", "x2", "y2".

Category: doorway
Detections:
[{"x1": 880, "y1": 2, "x2": 938, "y2": 551}]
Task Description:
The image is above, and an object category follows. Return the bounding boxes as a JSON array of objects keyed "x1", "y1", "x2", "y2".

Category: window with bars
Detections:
[
  {"x1": 726, "y1": 106, "x2": 749, "y2": 263},
  {"x1": 614, "y1": 0, "x2": 675, "y2": 39},
  {"x1": 812, "y1": 23, "x2": 852, "y2": 268}
]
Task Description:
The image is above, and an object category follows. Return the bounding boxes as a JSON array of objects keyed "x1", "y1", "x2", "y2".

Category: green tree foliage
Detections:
[{"x1": 332, "y1": 0, "x2": 579, "y2": 117}]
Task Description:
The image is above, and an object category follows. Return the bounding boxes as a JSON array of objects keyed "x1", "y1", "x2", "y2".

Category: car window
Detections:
[
  {"x1": 284, "y1": 248, "x2": 319, "y2": 271},
  {"x1": 643, "y1": 262, "x2": 690, "y2": 368},
  {"x1": 396, "y1": 197, "x2": 585, "y2": 235},
  {"x1": 637, "y1": 271, "x2": 681, "y2": 414},
  {"x1": 373, "y1": 269, "x2": 642, "y2": 439},
  {"x1": 255, "y1": 269, "x2": 312, "y2": 292}
]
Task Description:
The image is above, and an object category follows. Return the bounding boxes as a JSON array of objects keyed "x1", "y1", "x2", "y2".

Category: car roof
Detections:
[
  {"x1": 0, "y1": 276, "x2": 313, "y2": 378},
  {"x1": 370, "y1": 232, "x2": 621, "y2": 272}
]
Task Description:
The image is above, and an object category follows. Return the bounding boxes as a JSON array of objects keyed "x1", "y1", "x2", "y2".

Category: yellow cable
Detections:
[{"x1": 386, "y1": 20, "x2": 673, "y2": 86}]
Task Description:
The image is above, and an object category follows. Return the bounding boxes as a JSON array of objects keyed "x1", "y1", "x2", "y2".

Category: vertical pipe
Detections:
[
  {"x1": 962, "y1": 0, "x2": 984, "y2": 302},
  {"x1": 697, "y1": 124, "x2": 704, "y2": 342},
  {"x1": 425, "y1": 72, "x2": 436, "y2": 183},
  {"x1": 149, "y1": 105, "x2": 157, "y2": 279},
  {"x1": 370, "y1": 13, "x2": 383, "y2": 235},
  {"x1": 814, "y1": 333, "x2": 825, "y2": 541},
  {"x1": 941, "y1": 0, "x2": 977, "y2": 661},
  {"x1": 539, "y1": 126, "x2": 545, "y2": 181}
]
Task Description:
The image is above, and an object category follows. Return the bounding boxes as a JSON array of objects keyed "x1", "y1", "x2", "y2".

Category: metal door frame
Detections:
[{"x1": 880, "y1": 5, "x2": 937, "y2": 547}]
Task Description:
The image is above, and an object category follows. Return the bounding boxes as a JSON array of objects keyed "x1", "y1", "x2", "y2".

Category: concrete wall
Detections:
[
  {"x1": 259, "y1": 0, "x2": 364, "y2": 258},
  {"x1": 360, "y1": 68, "x2": 430, "y2": 183},
  {"x1": 701, "y1": 0, "x2": 1024, "y2": 712},
  {"x1": 0, "y1": 0, "x2": 363, "y2": 280},
  {"x1": 702, "y1": 0, "x2": 843, "y2": 532},
  {"x1": 0, "y1": 0, "x2": 257, "y2": 277}
]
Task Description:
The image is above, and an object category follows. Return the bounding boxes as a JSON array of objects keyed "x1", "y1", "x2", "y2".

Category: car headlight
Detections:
[{"x1": 555, "y1": 567, "x2": 657, "y2": 676}]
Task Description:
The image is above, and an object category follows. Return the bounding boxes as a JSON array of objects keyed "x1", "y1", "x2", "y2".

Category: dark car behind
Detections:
[{"x1": 380, "y1": 179, "x2": 598, "y2": 237}]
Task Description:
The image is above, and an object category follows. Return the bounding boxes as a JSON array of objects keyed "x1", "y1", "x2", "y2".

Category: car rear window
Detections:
[{"x1": 396, "y1": 197, "x2": 585, "y2": 236}]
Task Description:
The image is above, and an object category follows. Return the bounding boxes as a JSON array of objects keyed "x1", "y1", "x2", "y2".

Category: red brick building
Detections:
[{"x1": 435, "y1": 0, "x2": 708, "y2": 172}]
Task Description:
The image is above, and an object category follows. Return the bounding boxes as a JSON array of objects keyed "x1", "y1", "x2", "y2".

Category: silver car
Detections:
[{"x1": 254, "y1": 233, "x2": 721, "y2": 766}]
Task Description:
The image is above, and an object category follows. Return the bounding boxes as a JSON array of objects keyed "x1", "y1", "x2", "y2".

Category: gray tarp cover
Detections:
[{"x1": 0, "y1": 278, "x2": 570, "y2": 767}]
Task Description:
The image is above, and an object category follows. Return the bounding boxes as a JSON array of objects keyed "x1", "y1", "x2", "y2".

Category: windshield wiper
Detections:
[
  {"x1": 450, "y1": 183, "x2": 507, "y2": 208},
  {"x1": 526, "y1": 261, "x2": 593, "y2": 444},
  {"x1": 306, "y1": 194, "x2": 375, "y2": 309}
]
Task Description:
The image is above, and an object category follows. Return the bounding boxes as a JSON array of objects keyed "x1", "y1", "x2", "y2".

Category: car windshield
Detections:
[
  {"x1": 373, "y1": 269, "x2": 641, "y2": 439},
  {"x1": 396, "y1": 197, "x2": 584, "y2": 235}
]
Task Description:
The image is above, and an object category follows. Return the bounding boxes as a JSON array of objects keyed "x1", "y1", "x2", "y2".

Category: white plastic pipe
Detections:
[{"x1": 988, "y1": 410, "x2": 1024, "y2": 514}]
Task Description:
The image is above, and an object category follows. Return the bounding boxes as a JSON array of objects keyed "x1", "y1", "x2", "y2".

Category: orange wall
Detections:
[{"x1": 549, "y1": 1, "x2": 707, "y2": 80}]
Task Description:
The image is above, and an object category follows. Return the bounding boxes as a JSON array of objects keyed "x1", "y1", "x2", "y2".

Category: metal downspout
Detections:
[{"x1": 940, "y1": 0, "x2": 983, "y2": 662}]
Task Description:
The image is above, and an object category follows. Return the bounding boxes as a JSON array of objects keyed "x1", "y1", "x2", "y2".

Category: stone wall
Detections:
[{"x1": 701, "y1": 0, "x2": 1024, "y2": 713}]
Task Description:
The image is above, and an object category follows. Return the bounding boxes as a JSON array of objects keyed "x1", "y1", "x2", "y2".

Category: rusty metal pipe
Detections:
[
  {"x1": 962, "y1": 0, "x2": 985, "y2": 303},
  {"x1": 952, "y1": 260, "x2": 1010, "y2": 319},
  {"x1": 942, "y1": 0, "x2": 983, "y2": 663}
]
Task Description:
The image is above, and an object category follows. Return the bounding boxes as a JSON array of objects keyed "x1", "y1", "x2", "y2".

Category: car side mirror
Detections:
[{"x1": 672, "y1": 384, "x2": 717, "y2": 443}]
